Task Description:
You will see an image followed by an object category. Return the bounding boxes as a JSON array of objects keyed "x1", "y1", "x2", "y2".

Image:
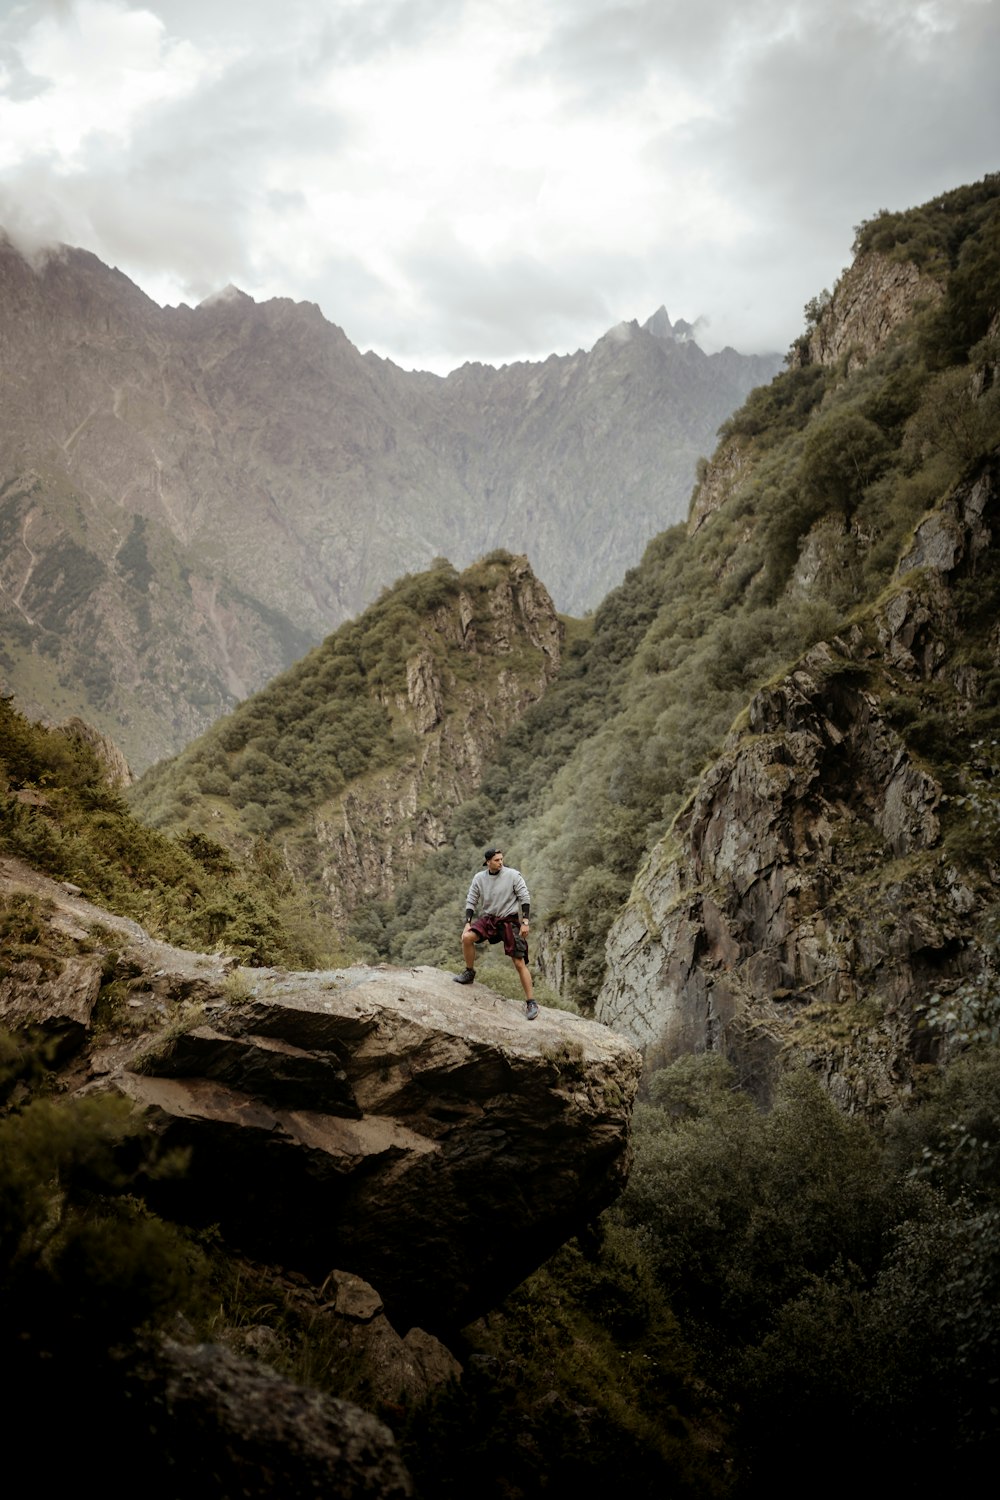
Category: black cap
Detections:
[{"x1": 484, "y1": 846, "x2": 503, "y2": 863}]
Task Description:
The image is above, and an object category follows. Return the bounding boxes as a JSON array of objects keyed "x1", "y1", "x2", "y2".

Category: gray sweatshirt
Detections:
[{"x1": 465, "y1": 866, "x2": 530, "y2": 921}]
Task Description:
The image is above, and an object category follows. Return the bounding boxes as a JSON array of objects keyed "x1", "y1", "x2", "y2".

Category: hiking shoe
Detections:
[
  {"x1": 525, "y1": 1000, "x2": 539, "y2": 1021},
  {"x1": 453, "y1": 968, "x2": 476, "y2": 985}
]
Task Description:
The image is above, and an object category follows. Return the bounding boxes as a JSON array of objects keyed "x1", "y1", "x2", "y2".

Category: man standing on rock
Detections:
[{"x1": 454, "y1": 846, "x2": 538, "y2": 1020}]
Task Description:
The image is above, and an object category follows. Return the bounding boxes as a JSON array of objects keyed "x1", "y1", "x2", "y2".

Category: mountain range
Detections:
[{"x1": 0, "y1": 235, "x2": 778, "y2": 770}]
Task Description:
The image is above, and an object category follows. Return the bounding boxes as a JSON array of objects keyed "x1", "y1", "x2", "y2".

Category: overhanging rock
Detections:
[{"x1": 110, "y1": 965, "x2": 640, "y2": 1332}]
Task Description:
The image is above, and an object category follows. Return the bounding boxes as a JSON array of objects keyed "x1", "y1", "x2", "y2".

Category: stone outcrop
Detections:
[
  {"x1": 59, "y1": 715, "x2": 134, "y2": 788},
  {"x1": 110, "y1": 963, "x2": 639, "y2": 1332},
  {"x1": 597, "y1": 461, "x2": 998, "y2": 1111},
  {"x1": 794, "y1": 250, "x2": 943, "y2": 372},
  {"x1": 0, "y1": 947, "x2": 105, "y2": 1055},
  {"x1": 138, "y1": 1337, "x2": 414, "y2": 1498},
  {"x1": 688, "y1": 437, "x2": 753, "y2": 536},
  {"x1": 0, "y1": 857, "x2": 639, "y2": 1333}
]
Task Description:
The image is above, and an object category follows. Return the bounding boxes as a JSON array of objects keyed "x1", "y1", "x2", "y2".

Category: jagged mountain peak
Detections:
[
  {"x1": 640, "y1": 306, "x2": 702, "y2": 343},
  {"x1": 642, "y1": 304, "x2": 674, "y2": 339},
  {"x1": 196, "y1": 282, "x2": 254, "y2": 309}
]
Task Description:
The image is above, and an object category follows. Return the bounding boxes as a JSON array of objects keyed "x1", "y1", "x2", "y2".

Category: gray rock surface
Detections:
[
  {"x1": 0, "y1": 856, "x2": 639, "y2": 1331},
  {"x1": 0, "y1": 948, "x2": 104, "y2": 1051},
  {"x1": 796, "y1": 250, "x2": 944, "y2": 371},
  {"x1": 109, "y1": 962, "x2": 639, "y2": 1331}
]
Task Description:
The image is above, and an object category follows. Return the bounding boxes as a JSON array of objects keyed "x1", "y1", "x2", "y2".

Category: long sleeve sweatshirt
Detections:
[{"x1": 465, "y1": 866, "x2": 530, "y2": 921}]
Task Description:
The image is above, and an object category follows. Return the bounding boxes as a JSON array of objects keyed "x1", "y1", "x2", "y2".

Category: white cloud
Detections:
[
  {"x1": 0, "y1": 0, "x2": 216, "y2": 168},
  {"x1": 0, "y1": 0, "x2": 997, "y2": 371}
]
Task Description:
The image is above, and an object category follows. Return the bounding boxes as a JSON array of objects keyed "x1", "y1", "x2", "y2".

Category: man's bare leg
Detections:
[{"x1": 513, "y1": 956, "x2": 533, "y2": 1000}]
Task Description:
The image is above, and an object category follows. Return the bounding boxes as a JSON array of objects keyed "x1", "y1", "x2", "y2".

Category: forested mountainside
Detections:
[
  {"x1": 0, "y1": 693, "x2": 330, "y2": 968},
  {"x1": 0, "y1": 228, "x2": 775, "y2": 770},
  {"x1": 130, "y1": 552, "x2": 563, "y2": 925}
]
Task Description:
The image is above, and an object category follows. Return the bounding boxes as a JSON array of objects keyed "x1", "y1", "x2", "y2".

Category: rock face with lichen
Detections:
[{"x1": 597, "y1": 462, "x2": 998, "y2": 1112}]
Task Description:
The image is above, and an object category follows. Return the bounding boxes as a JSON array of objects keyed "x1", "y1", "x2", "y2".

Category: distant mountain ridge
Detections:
[{"x1": 0, "y1": 234, "x2": 780, "y2": 768}]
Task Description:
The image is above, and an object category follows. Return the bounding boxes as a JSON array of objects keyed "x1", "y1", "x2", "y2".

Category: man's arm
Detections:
[{"x1": 465, "y1": 872, "x2": 483, "y2": 923}]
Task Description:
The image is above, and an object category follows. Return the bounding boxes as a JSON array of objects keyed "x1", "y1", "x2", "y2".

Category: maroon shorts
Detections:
[{"x1": 469, "y1": 912, "x2": 528, "y2": 962}]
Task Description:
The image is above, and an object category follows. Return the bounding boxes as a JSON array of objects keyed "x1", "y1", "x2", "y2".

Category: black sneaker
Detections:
[
  {"x1": 525, "y1": 1000, "x2": 539, "y2": 1020},
  {"x1": 453, "y1": 968, "x2": 476, "y2": 984}
]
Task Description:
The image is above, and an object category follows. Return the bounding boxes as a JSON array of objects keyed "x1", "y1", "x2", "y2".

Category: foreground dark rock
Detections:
[
  {"x1": 140, "y1": 1337, "x2": 414, "y2": 1499},
  {"x1": 107, "y1": 963, "x2": 639, "y2": 1333}
]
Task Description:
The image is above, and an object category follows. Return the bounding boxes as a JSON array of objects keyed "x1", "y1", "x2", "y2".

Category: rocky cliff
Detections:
[
  {"x1": 0, "y1": 237, "x2": 779, "y2": 769},
  {"x1": 599, "y1": 464, "x2": 998, "y2": 1109},
  {"x1": 793, "y1": 249, "x2": 944, "y2": 371},
  {"x1": 592, "y1": 186, "x2": 1000, "y2": 1110}
]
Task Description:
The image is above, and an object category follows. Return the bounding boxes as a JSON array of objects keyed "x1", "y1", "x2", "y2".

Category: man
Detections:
[{"x1": 454, "y1": 846, "x2": 539, "y2": 1020}]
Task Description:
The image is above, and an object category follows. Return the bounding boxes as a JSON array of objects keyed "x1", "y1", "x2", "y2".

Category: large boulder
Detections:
[{"x1": 104, "y1": 964, "x2": 640, "y2": 1333}]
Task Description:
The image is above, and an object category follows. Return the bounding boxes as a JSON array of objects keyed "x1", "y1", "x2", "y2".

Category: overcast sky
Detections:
[{"x1": 0, "y1": 0, "x2": 997, "y2": 373}]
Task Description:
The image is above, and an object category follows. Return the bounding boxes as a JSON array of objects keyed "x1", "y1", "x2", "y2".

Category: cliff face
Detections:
[
  {"x1": 794, "y1": 250, "x2": 944, "y2": 371},
  {"x1": 597, "y1": 458, "x2": 998, "y2": 1112},
  {"x1": 536, "y1": 181, "x2": 1000, "y2": 1103},
  {"x1": 0, "y1": 237, "x2": 778, "y2": 769}
]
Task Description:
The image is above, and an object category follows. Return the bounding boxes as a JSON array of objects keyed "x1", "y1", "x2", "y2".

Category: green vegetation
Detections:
[
  {"x1": 0, "y1": 1030, "x2": 209, "y2": 1472},
  {"x1": 130, "y1": 551, "x2": 544, "y2": 844},
  {"x1": 0, "y1": 697, "x2": 333, "y2": 966},
  {"x1": 4, "y1": 175, "x2": 1000, "y2": 1488},
  {"x1": 396, "y1": 1049, "x2": 1000, "y2": 1494},
  {"x1": 853, "y1": 173, "x2": 1000, "y2": 273},
  {"x1": 607, "y1": 1053, "x2": 1000, "y2": 1485}
]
